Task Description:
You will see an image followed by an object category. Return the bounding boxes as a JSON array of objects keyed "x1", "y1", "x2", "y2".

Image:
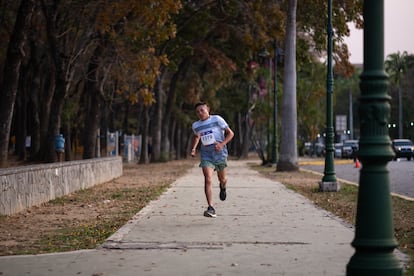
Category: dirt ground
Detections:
[
  {"x1": 0, "y1": 157, "x2": 412, "y2": 274},
  {"x1": 0, "y1": 159, "x2": 196, "y2": 255}
]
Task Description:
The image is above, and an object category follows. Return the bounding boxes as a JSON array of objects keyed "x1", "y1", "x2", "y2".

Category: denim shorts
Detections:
[{"x1": 199, "y1": 160, "x2": 227, "y2": 171}]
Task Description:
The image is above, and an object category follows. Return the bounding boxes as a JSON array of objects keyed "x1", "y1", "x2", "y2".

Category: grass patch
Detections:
[
  {"x1": 0, "y1": 159, "x2": 194, "y2": 256},
  {"x1": 36, "y1": 222, "x2": 120, "y2": 253}
]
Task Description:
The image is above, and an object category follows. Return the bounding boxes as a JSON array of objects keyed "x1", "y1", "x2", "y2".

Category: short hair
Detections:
[{"x1": 194, "y1": 101, "x2": 207, "y2": 109}]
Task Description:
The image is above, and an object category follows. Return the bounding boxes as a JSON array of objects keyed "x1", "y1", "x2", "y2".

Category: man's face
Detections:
[{"x1": 195, "y1": 104, "x2": 210, "y2": 121}]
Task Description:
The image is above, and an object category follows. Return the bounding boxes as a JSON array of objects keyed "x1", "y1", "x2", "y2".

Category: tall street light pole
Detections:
[
  {"x1": 320, "y1": 0, "x2": 338, "y2": 192},
  {"x1": 346, "y1": 0, "x2": 402, "y2": 274}
]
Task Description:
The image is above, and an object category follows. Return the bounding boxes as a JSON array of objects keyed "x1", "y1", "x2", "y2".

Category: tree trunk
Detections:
[
  {"x1": 240, "y1": 112, "x2": 252, "y2": 159},
  {"x1": 37, "y1": 66, "x2": 54, "y2": 160},
  {"x1": 277, "y1": 0, "x2": 299, "y2": 172},
  {"x1": 0, "y1": 0, "x2": 35, "y2": 167},
  {"x1": 28, "y1": 40, "x2": 42, "y2": 161},
  {"x1": 151, "y1": 77, "x2": 163, "y2": 162},
  {"x1": 15, "y1": 97, "x2": 27, "y2": 161},
  {"x1": 83, "y1": 41, "x2": 104, "y2": 159},
  {"x1": 15, "y1": 64, "x2": 30, "y2": 161},
  {"x1": 171, "y1": 118, "x2": 178, "y2": 159},
  {"x1": 41, "y1": 2, "x2": 69, "y2": 163},
  {"x1": 161, "y1": 70, "x2": 171, "y2": 160},
  {"x1": 44, "y1": 71, "x2": 66, "y2": 162},
  {"x1": 233, "y1": 112, "x2": 241, "y2": 157},
  {"x1": 139, "y1": 107, "x2": 150, "y2": 164},
  {"x1": 162, "y1": 61, "x2": 188, "y2": 160},
  {"x1": 184, "y1": 127, "x2": 192, "y2": 158}
]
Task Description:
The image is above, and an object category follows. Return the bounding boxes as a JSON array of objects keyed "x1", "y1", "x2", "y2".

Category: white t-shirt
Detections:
[{"x1": 192, "y1": 115, "x2": 230, "y2": 162}]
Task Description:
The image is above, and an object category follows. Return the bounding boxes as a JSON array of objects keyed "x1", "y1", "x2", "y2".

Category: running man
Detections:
[{"x1": 191, "y1": 102, "x2": 234, "y2": 217}]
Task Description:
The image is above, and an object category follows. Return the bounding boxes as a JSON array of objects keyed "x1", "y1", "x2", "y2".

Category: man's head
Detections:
[
  {"x1": 194, "y1": 101, "x2": 207, "y2": 109},
  {"x1": 195, "y1": 102, "x2": 210, "y2": 121}
]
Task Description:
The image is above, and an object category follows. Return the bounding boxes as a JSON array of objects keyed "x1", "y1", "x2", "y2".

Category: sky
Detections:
[{"x1": 343, "y1": 0, "x2": 414, "y2": 64}]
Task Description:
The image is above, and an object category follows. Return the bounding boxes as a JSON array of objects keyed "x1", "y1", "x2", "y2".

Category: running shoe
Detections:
[{"x1": 204, "y1": 206, "x2": 217, "y2": 218}]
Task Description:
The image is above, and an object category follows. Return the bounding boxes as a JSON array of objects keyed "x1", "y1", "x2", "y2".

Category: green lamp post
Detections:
[
  {"x1": 258, "y1": 48, "x2": 272, "y2": 164},
  {"x1": 346, "y1": 0, "x2": 402, "y2": 274},
  {"x1": 320, "y1": 0, "x2": 338, "y2": 191}
]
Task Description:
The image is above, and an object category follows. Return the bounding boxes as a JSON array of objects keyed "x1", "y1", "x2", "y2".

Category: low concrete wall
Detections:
[{"x1": 0, "y1": 157, "x2": 122, "y2": 215}]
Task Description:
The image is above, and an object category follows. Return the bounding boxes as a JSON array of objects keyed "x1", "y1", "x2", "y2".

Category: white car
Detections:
[{"x1": 392, "y1": 139, "x2": 413, "y2": 160}]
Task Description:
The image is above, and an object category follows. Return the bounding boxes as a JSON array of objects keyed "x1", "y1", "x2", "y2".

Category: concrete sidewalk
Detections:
[{"x1": 0, "y1": 160, "x2": 357, "y2": 275}]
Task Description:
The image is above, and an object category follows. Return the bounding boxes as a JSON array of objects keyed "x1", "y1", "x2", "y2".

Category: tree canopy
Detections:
[{"x1": 0, "y1": 0, "x2": 365, "y2": 167}]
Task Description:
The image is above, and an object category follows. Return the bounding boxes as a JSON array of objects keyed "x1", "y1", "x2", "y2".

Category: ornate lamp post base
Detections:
[{"x1": 319, "y1": 181, "x2": 340, "y2": 192}]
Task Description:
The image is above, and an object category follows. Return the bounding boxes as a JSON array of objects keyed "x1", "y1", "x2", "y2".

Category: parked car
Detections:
[
  {"x1": 334, "y1": 143, "x2": 343, "y2": 158},
  {"x1": 303, "y1": 142, "x2": 313, "y2": 156},
  {"x1": 392, "y1": 139, "x2": 414, "y2": 160},
  {"x1": 303, "y1": 142, "x2": 325, "y2": 157},
  {"x1": 342, "y1": 140, "x2": 359, "y2": 159},
  {"x1": 314, "y1": 142, "x2": 325, "y2": 157}
]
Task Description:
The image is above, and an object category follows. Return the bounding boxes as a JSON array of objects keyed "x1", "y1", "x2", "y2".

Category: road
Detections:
[{"x1": 300, "y1": 158, "x2": 414, "y2": 199}]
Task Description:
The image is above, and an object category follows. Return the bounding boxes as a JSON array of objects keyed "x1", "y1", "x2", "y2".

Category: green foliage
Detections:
[
  {"x1": 385, "y1": 51, "x2": 412, "y2": 85},
  {"x1": 297, "y1": 61, "x2": 326, "y2": 142},
  {"x1": 385, "y1": 51, "x2": 414, "y2": 138},
  {"x1": 297, "y1": 0, "x2": 362, "y2": 76},
  {"x1": 0, "y1": 0, "x2": 366, "y2": 164},
  {"x1": 92, "y1": 0, "x2": 182, "y2": 105}
]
